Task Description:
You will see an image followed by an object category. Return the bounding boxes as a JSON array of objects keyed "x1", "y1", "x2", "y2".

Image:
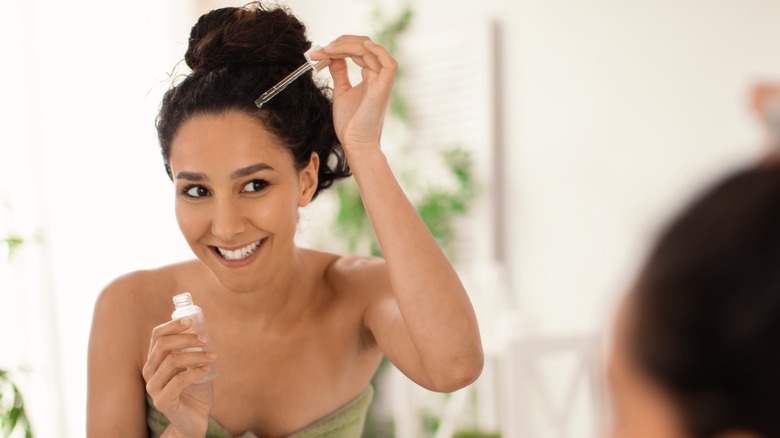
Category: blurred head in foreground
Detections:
[{"x1": 607, "y1": 160, "x2": 780, "y2": 438}]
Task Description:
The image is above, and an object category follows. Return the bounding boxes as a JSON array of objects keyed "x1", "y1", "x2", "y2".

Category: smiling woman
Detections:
[
  {"x1": 170, "y1": 112, "x2": 319, "y2": 288},
  {"x1": 86, "y1": 2, "x2": 483, "y2": 438}
]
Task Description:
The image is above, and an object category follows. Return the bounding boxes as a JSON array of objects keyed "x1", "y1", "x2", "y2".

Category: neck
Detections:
[{"x1": 203, "y1": 246, "x2": 317, "y2": 327}]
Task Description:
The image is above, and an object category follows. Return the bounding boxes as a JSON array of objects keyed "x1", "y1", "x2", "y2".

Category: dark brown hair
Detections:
[
  {"x1": 631, "y1": 159, "x2": 780, "y2": 437},
  {"x1": 156, "y1": 2, "x2": 350, "y2": 198}
]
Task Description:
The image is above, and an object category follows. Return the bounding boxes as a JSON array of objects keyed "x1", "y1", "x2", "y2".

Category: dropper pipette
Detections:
[{"x1": 254, "y1": 44, "x2": 330, "y2": 108}]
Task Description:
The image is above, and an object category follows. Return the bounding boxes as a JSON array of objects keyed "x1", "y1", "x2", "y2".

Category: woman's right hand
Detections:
[{"x1": 143, "y1": 318, "x2": 217, "y2": 437}]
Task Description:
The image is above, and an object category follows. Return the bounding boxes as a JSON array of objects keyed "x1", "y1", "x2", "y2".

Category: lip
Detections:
[{"x1": 209, "y1": 238, "x2": 267, "y2": 268}]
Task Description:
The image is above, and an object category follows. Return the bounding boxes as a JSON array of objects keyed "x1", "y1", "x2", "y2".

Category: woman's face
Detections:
[
  {"x1": 168, "y1": 110, "x2": 318, "y2": 292},
  {"x1": 605, "y1": 299, "x2": 687, "y2": 438}
]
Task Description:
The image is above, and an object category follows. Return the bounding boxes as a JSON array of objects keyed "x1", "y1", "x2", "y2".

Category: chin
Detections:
[
  {"x1": 187, "y1": 253, "x2": 260, "y2": 294},
  {"x1": 207, "y1": 262, "x2": 270, "y2": 294}
]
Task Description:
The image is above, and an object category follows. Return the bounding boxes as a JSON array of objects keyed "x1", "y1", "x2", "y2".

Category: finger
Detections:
[
  {"x1": 327, "y1": 58, "x2": 352, "y2": 98},
  {"x1": 358, "y1": 39, "x2": 385, "y2": 73},
  {"x1": 307, "y1": 47, "x2": 327, "y2": 61},
  {"x1": 152, "y1": 364, "x2": 214, "y2": 408},
  {"x1": 321, "y1": 52, "x2": 370, "y2": 69},
  {"x1": 346, "y1": 55, "x2": 370, "y2": 70},
  {"x1": 321, "y1": 36, "x2": 382, "y2": 73},
  {"x1": 362, "y1": 40, "x2": 397, "y2": 102},
  {"x1": 144, "y1": 333, "x2": 208, "y2": 379},
  {"x1": 361, "y1": 67, "x2": 377, "y2": 85},
  {"x1": 149, "y1": 318, "x2": 194, "y2": 354},
  {"x1": 145, "y1": 351, "x2": 216, "y2": 395},
  {"x1": 310, "y1": 46, "x2": 370, "y2": 72},
  {"x1": 322, "y1": 35, "x2": 371, "y2": 54},
  {"x1": 358, "y1": 50, "x2": 382, "y2": 74},
  {"x1": 363, "y1": 40, "x2": 398, "y2": 82},
  {"x1": 144, "y1": 348, "x2": 204, "y2": 389}
]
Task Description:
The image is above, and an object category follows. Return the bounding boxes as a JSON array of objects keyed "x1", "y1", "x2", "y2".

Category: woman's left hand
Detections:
[{"x1": 309, "y1": 36, "x2": 397, "y2": 154}]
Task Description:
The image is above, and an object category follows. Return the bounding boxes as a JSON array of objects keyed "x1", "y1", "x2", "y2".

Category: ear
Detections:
[{"x1": 297, "y1": 152, "x2": 320, "y2": 207}]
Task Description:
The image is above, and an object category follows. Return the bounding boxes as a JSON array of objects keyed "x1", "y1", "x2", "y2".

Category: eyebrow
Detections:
[
  {"x1": 175, "y1": 171, "x2": 207, "y2": 182},
  {"x1": 231, "y1": 162, "x2": 275, "y2": 179},
  {"x1": 175, "y1": 163, "x2": 275, "y2": 182}
]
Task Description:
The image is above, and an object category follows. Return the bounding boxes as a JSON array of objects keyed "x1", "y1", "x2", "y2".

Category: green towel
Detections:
[{"x1": 146, "y1": 385, "x2": 374, "y2": 438}]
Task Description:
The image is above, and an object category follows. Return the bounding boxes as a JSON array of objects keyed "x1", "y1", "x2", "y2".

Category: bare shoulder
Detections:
[
  {"x1": 95, "y1": 262, "x2": 182, "y2": 310},
  {"x1": 96, "y1": 268, "x2": 159, "y2": 306},
  {"x1": 93, "y1": 270, "x2": 151, "y2": 324},
  {"x1": 92, "y1": 260, "x2": 201, "y2": 334},
  {"x1": 90, "y1": 260, "x2": 204, "y2": 368},
  {"x1": 323, "y1": 253, "x2": 391, "y2": 299}
]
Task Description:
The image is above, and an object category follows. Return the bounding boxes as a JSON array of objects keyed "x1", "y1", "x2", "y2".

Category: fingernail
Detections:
[
  {"x1": 365, "y1": 40, "x2": 376, "y2": 46},
  {"x1": 207, "y1": 352, "x2": 218, "y2": 359},
  {"x1": 197, "y1": 335, "x2": 208, "y2": 343}
]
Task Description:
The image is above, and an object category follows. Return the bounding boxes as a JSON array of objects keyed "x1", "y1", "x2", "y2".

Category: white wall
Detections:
[{"x1": 500, "y1": 0, "x2": 780, "y2": 337}]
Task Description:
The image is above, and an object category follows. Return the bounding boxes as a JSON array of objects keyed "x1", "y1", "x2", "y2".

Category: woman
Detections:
[
  {"x1": 87, "y1": 3, "x2": 484, "y2": 437},
  {"x1": 606, "y1": 159, "x2": 780, "y2": 438}
]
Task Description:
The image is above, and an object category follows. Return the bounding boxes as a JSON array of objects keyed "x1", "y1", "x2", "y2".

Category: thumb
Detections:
[{"x1": 327, "y1": 58, "x2": 351, "y2": 98}]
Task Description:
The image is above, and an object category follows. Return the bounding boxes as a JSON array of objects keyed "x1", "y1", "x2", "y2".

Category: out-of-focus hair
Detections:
[{"x1": 632, "y1": 160, "x2": 780, "y2": 437}]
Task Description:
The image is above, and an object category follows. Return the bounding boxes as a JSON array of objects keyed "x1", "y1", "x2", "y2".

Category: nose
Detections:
[{"x1": 211, "y1": 197, "x2": 246, "y2": 242}]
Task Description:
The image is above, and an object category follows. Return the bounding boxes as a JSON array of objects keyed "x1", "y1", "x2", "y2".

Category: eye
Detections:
[
  {"x1": 242, "y1": 179, "x2": 269, "y2": 193},
  {"x1": 182, "y1": 185, "x2": 210, "y2": 198}
]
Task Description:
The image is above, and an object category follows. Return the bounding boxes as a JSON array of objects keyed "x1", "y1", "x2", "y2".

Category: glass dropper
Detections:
[{"x1": 255, "y1": 44, "x2": 330, "y2": 108}]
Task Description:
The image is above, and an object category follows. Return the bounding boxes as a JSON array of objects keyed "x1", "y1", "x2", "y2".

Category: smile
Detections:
[{"x1": 213, "y1": 238, "x2": 266, "y2": 261}]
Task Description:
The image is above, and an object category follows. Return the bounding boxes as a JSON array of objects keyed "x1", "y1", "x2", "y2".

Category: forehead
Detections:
[{"x1": 169, "y1": 111, "x2": 292, "y2": 173}]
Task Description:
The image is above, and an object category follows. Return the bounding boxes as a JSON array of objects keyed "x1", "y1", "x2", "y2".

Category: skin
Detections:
[
  {"x1": 749, "y1": 81, "x2": 780, "y2": 161},
  {"x1": 87, "y1": 36, "x2": 483, "y2": 437},
  {"x1": 605, "y1": 298, "x2": 760, "y2": 438}
]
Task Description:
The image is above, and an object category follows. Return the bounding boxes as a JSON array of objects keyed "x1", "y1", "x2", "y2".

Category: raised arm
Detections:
[{"x1": 312, "y1": 36, "x2": 484, "y2": 392}]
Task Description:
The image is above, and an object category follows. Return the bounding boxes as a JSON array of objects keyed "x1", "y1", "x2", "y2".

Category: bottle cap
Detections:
[{"x1": 173, "y1": 292, "x2": 193, "y2": 308}]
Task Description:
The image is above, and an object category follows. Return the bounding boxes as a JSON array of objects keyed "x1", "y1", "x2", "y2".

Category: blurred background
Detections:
[{"x1": 1, "y1": 0, "x2": 779, "y2": 437}]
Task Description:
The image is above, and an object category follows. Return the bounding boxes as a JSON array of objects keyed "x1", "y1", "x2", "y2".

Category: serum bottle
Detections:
[{"x1": 172, "y1": 292, "x2": 219, "y2": 383}]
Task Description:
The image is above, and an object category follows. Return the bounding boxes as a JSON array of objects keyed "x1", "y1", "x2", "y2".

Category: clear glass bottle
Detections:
[{"x1": 172, "y1": 292, "x2": 219, "y2": 383}]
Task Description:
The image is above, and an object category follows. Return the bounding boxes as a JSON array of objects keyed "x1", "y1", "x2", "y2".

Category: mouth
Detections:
[{"x1": 211, "y1": 238, "x2": 267, "y2": 261}]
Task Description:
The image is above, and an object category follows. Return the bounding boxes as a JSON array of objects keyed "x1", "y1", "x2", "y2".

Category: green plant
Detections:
[
  {"x1": 332, "y1": 3, "x2": 478, "y2": 260},
  {"x1": 1, "y1": 234, "x2": 25, "y2": 263},
  {"x1": 1, "y1": 201, "x2": 34, "y2": 438},
  {"x1": 0, "y1": 369, "x2": 32, "y2": 438}
]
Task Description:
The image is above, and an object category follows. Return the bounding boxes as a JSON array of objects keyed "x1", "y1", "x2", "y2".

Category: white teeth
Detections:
[{"x1": 217, "y1": 239, "x2": 262, "y2": 261}]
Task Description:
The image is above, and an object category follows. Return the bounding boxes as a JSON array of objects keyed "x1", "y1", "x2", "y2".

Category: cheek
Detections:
[
  {"x1": 246, "y1": 189, "x2": 302, "y2": 233},
  {"x1": 608, "y1": 368, "x2": 687, "y2": 438},
  {"x1": 175, "y1": 201, "x2": 207, "y2": 242}
]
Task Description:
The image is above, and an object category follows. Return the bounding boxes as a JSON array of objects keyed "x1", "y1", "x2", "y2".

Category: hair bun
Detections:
[{"x1": 185, "y1": 3, "x2": 310, "y2": 72}]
